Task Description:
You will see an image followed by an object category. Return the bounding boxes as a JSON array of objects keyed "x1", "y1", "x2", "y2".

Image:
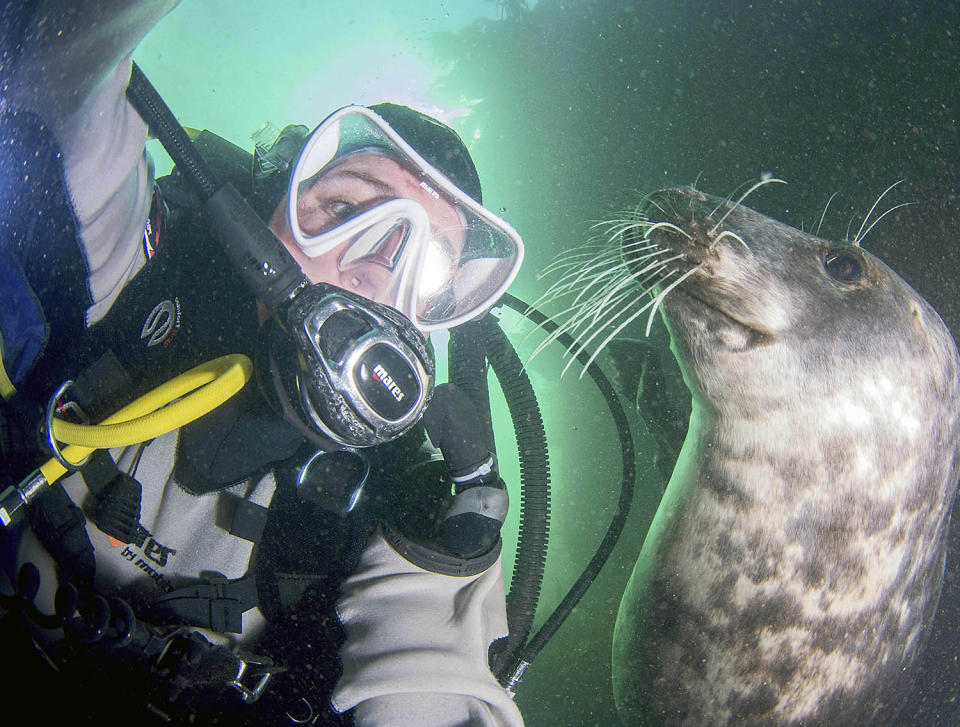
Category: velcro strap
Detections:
[
  {"x1": 72, "y1": 349, "x2": 133, "y2": 422},
  {"x1": 80, "y1": 449, "x2": 123, "y2": 497},
  {"x1": 228, "y1": 499, "x2": 269, "y2": 543}
]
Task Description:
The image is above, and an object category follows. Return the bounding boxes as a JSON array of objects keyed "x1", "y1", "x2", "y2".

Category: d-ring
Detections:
[
  {"x1": 44, "y1": 380, "x2": 90, "y2": 471},
  {"x1": 285, "y1": 697, "x2": 314, "y2": 724}
]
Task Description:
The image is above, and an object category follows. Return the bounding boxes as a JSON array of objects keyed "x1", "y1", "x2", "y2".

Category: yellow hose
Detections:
[
  {"x1": 0, "y1": 361, "x2": 14, "y2": 401},
  {"x1": 0, "y1": 334, "x2": 16, "y2": 400},
  {"x1": 39, "y1": 353, "x2": 252, "y2": 485}
]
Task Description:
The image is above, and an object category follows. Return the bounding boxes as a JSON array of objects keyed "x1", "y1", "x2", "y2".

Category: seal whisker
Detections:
[
  {"x1": 569, "y1": 259, "x2": 640, "y2": 307},
  {"x1": 537, "y1": 249, "x2": 624, "y2": 298},
  {"x1": 524, "y1": 281, "x2": 638, "y2": 369},
  {"x1": 592, "y1": 287, "x2": 642, "y2": 325},
  {"x1": 844, "y1": 213, "x2": 857, "y2": 243},
  {"x1": 641, "y1": 221, "x2": 693, "y2": 240},
  {"x1": 523, "y1": 266, "x2": 620, "y2": 333},
  {"x1": 591, "y1": 271, "x2": 649, "y2": 320},
  {"x1": 606, "y1": 223, "x2": 655, "y2": 249},
  {"x1": 563, "y1": 261, "x2": 680, "y2": 376},
  {"x1": 597, "y1": 216, "x2": 652, "y2": 238},
  {"x1": 584, "y1": 252, "x2": 681, "y2": 322},
  {"x1": 628, "y1": 252, "x2": 686, "y2": 279},
  {"x1": 524, "y1": 266, "x2": 636, "y2": 361},
  {"x1": 709, "y1": 229, "x2": 750, "y2": 251},
  {"x1": 539, "y1": 249, "x2": 607, "y2": 274},
  {"x1": 539, "y1": 245, "x2": 621, "y2": 277},
  {"x1": 564, "y1": 283, "x2": 644, "y2": 347},
  {"x1": 642, "y1": 266, "x2": 702, "y2": 337},
  {"x1": 572, "y1": 272, "x2": 635, "y2": 325},
  {"x1": 563, "y1": 243, "x2": 669, "y2": 309},
  {"x1": 562, "y1": 290, "x2": 663, "y2": 377},
  {"x1": 709, "y1": 178, "x2": 759, "y2": 219},
  {"x1": 620, "y1": 240, "x2": 663, "y2": 260},
  {"x1": 709, "y1": 177, "x2": 787, "y2": 236},
  {"x1": 852, "y1": 179, "x2": 905, "y2": 246},
  {"x1": 574, "y1": 266, "x2": 700, "y2": 378},
  {"x1": 643, "y1": 195, "x2": 670, "y2": 219},
  {"x1": 528, "y1": 203, "x2": 683, "y2": 372},
  {"x1": 854, "y1": 201, "x2": 914, "y2": 247},
  {"x1": 816, "y1": 191, "x2": 839, "y2": 237}
]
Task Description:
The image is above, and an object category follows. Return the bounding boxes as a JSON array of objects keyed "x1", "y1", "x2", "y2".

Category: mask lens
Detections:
[{"x1": 418, "y1": 236, "x2": 457, "y2": 298}]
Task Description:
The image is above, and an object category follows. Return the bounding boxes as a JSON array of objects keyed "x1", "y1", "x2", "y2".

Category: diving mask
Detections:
[{"x1": 287, "y1": 106, "x2": 524, "y2": 331}]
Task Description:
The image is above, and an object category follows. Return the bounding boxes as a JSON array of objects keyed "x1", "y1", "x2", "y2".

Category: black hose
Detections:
[
  {"x1": 481, "y1": 315, "x2": 551, "y2": 674},
  {"x1": 449, "y1": 315, "x2": 551, "y2": 677},
  {"x1": 127, "y1": 62, "x2": 218, "y2": 200},
  {"x1": 494, "y1": 293, "x2": 636, "y2": 692},
  {"x1": 125, "y1": 63, "x2": 306, "y2": 311},
  {"x1": 448, "y1": 319, "x2": 496, "y2": 456}
]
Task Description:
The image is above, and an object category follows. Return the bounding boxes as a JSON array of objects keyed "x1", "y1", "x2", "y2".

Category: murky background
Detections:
[{"x1": 135, "y1": 1, "x2": 960, "y2": 724}]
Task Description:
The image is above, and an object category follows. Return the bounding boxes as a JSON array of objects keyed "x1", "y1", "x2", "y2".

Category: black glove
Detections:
[{"x1": 422, "y1": 383, "x2": 508, "y2": 559}]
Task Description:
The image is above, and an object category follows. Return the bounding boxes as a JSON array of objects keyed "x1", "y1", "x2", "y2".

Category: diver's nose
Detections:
[{"x1": 362, "y1": 224, "x2": 407, "y2": 268}]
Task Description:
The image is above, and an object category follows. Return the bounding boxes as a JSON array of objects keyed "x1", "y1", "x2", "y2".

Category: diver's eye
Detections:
[
  {"x1": 328, "y1": 201, "x2": 359, "y2": 224},
  {"x1": 824, "y1": 252, "x2": 862, "y2": 282}
]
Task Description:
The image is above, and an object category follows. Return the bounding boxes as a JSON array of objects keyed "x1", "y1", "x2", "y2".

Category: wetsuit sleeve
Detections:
[
  {"x1": 8, "y1": 1, "x2": 180, "y2": 325},
  {"x1": 332, "y1": 528, "x2": 525, "y2": 727}
]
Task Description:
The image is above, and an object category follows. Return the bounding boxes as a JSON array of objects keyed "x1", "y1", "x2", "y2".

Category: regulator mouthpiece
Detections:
[{"x1": 283, "y1": 284, "x2": 434, "y2": 447}]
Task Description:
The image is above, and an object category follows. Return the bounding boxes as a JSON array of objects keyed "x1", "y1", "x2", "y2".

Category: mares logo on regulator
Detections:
[{"x1": 371, "y1": 363, "x2": 406, "y2": 403}]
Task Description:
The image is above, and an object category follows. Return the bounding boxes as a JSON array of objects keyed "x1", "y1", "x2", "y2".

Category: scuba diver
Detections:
[{"x1": 0, "y1": 2, "x2": 527, "y2": 725}]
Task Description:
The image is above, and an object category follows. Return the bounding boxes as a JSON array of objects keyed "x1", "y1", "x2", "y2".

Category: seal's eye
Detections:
[{"x1": 824, "y1": 252, "x2": 862, "y2": 282}]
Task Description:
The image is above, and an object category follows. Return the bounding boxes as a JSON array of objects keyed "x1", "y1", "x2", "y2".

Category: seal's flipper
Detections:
[{"x1": 605, "y1": 337, "x2": 689, "y2": 486}]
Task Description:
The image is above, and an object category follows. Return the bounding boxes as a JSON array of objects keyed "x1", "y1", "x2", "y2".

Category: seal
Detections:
[{"x1": 545, "y1": 184, "x2": 960, "y2": 725}]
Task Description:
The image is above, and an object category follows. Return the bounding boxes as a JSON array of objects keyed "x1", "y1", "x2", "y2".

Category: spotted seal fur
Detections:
[{"x1": 539, "y1": 184, "x2": 960, "y2": 725}]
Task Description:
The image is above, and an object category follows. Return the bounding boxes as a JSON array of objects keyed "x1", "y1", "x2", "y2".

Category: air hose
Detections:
[
  {"x1": 126, "y1": 62, "x2": 306, "y2": 312},
  {"x1": 0, "y1": 354, "x2": 252, "y2": 527},
  {"x1": 456, "y1": 294, "x2": 637, "y2": 694},
  {"x1": 127, "y1": 64, "x2": 216, "y2": 198},
  {"x1": 450, "y1": 312, "x2": 551, "y2": 680},
  {"x1": 448, "y1": 318, "x2": 496, "y2": 453}
]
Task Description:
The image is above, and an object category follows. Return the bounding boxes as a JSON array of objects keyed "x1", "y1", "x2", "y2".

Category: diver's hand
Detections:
[{"x1": 422, "y1": 384, "x2": 508, "y2": 559}]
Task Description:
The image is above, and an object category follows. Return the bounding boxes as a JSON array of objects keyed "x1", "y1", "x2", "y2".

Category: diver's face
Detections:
[{"x1": 268, "y1": 153, "x2": 464, "y2": 309}]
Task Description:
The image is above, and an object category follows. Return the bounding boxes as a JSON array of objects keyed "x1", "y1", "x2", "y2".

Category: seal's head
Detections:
[{"x1": 637, "y1": 187, "x2": 960, "y2": 429}]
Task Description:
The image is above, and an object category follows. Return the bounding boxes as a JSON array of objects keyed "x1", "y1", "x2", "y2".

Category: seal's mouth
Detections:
[
  {"x1": 529, "y1": 184, "x2": 780, "y2": 372},
  {"x1": 663, "y1": 285, "x2": 772, "y2": 348}
]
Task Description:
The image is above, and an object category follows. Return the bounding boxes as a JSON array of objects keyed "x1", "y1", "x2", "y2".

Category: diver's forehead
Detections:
[
  {"x1": 325, "y1": 152, "x2": 463, "y2": 229},
  {"x1": 323, "y1": 153, "x2": 416, "y2": 191}
]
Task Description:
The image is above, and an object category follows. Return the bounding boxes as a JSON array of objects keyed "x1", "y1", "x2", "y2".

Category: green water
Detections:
[{"x1": 134, "y1": 2, "x2": 960, "y2": 724}]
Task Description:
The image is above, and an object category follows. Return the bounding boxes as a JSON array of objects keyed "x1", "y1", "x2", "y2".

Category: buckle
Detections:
[
  {"x1": 228, "y1": 654, "x2": 276, "y2": 703},
  {"x1": 155, "y1": 631, "x2": 282, "y2": 705}
]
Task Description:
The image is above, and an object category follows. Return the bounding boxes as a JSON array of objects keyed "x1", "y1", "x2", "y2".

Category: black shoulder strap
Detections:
[{"x1": 151, "y1": 573, "x2": 260, "y2": 634}]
